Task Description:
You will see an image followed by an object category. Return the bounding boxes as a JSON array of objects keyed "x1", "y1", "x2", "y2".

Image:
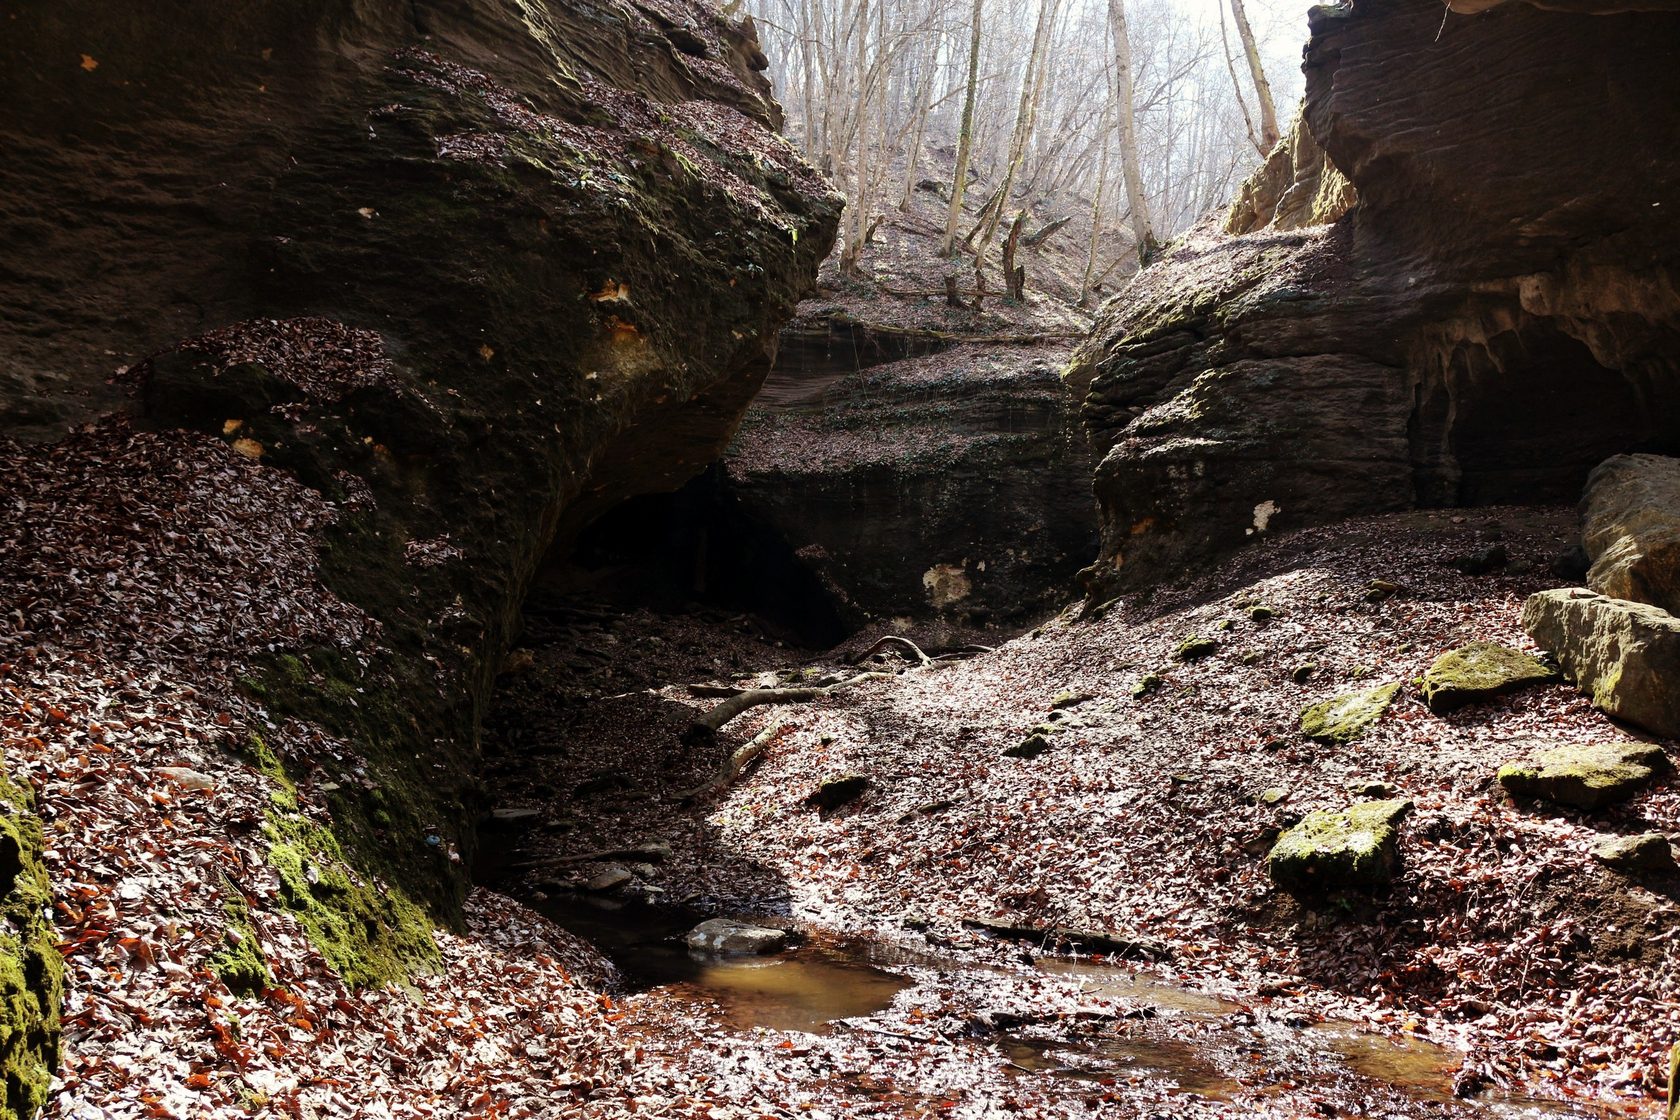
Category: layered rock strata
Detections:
[{"x1": 1070, "y1": 0, "x2": 1680, "y2": 589}]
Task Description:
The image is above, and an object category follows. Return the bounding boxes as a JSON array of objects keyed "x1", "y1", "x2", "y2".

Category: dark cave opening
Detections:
[
  {"x1": 1413, "y1": 319, "x2": 1680, "y2": 507},
  {"x1": 533, "y1": 465, "x2": 850, "y2": 649}
]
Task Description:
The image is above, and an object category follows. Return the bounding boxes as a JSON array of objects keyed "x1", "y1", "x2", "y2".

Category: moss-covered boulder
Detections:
[
  {"x1": 1004, "y1": 733, "x2": 1052, "y2": 760},
  {"x1": 0, "y1": 763, "x2": 61, "y2": 1120},
  {"x1": 1300, "y1": 681, "x2": 1401, "y2": 743},
  {"x1": 1523, "y1": 589, "x2": 1680, "y2": 737},
  {"x1": 1420, "y1": 641, "x2": 1557, "y2": 714},
  {"x1": 1268, "y1": 799, "x2": 1412, "y2": 895},
  {"x1": 1497, "y1": 741, "x2": 1669, "y2": 810},
  {"x1": 1174, "y1": 634, "x2": 1219, "y2": 661}
]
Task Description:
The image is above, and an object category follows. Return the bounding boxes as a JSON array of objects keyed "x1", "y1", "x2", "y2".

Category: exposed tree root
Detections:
[
  {"x1": 678, "y1": 721, "x2": 788, "y2": 805},
  {"x1": 850, "y1": 634, "x2": 933, "y2": 667},
  {"x1": 682, "y1": 672, "x2": 893, "y2": 745}
]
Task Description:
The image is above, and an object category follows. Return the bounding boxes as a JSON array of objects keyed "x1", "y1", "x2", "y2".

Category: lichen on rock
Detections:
[
  {"x1": 1420, "y1": 641, "x2": 1556, "y2": 714},
  {"x1": 1268, "y1": 798, "x2": 1412, "y2": 895},
  {"x1": 1299, "y1": 681, "x2": 1401, "y2": 743}
]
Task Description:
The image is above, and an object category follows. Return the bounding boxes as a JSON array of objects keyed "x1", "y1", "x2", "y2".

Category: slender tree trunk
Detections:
[
  {"x1": 1079, "y1": 111, "x2": 1112, "y2": 305},
  {"x1": 1107, "y1": 0, "x2": 1158, "y2": 265},
  {"x1": 1218, "y1": 0, "x2": 1264, "y2": 156},
  {"x1": 940, "y1": 0, "x2": 984, "y2": 257},
  {"x1": 1229, "y1": 0, "x2": 1279, "y2": 151},
  {"x1": 976, "y1": 0, "x2": 1059, "y2": 266}
]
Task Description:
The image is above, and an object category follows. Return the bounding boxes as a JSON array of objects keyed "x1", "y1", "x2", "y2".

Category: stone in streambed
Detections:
[
  {"x1": 1299, "y1": 682, "x2": 1401, "y2": 743},
  {"x1": 1268, "y1": 799, "x2": 1412, "y2": 895},
  {"x1": 686, "y1": 918, "x2": 789, "y2": 955},
  {"x1": 1592, "y1": 832, "x2": 1676, "y2": 875},
  {"x1": 1419, "y1": 641, "x2": 1556, "y2": 714},
  {"x1": 1496, "y1": 741, "x2": 1669, "y2": 811},
  {"x1": 585, "y1": 865, "x2": 633, "y2": 892}
]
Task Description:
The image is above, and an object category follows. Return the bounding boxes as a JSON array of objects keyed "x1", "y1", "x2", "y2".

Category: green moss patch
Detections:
[
  {"x1": 1174, "y1": 634, "x2": 1219, "y2": 661},
  {"x1": 1421, "y1": 641, "x2": 1556, "y2": 714},
  {"x1": 1299, "y1": 681, "x2": 1401, "y2": 743},
  {"x1": 0, "y1": 761, "x2": 62, "y2": 1120},
  {"x1": 233, "y1": 733, "x2": 440, "y2": 989},
  {"x1": 1268, "y1": 798, "x2": 1412, "y2": 895},
  {"x1": 1497, "y1": 741, "x2": 1669, "y2": 811},
  {"x1": 209, "y1": 890, "x2": 271, "y2": 997}
]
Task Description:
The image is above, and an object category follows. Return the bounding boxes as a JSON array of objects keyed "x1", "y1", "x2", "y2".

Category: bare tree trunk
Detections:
[
  {"x1": 940, "y1": 0, "x2": 984, "y2": 257},
  {"x1": 1001, "y1": 209, "x2": 1027, "y2": 300},
  {"x1": 1218, "y1": 0, "x2": 1264, "y2": 156},
  {"x1": 976, "y1": 0, "x2": 1059, "y2": 266},
  {"x1": 1229, "y1": 0, "x2": 1279, "y2": 151},
  {"x1": 1107, "y1": 0, "x2": 1158, "y2": 265},
  {"x1": 1079, "y1": 109, "x2": 1112, "y2": 305}
]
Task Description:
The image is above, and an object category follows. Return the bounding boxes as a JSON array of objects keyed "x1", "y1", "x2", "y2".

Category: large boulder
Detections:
[
  {"x1": 1523, "y1": 589, "x2": 1680, "y2": 737},
  {"x1": 1069, "y1": 0, "x2": 1680, "y2": 590},
  {"x1": 1583, "y1": 454, "x2": 1680, "y2": 615}
]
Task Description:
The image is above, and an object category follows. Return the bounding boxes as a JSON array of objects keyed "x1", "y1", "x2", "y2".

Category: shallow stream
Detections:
[{"x1": 533, "y1": 896, "x2": 1624, "y2": 1118}]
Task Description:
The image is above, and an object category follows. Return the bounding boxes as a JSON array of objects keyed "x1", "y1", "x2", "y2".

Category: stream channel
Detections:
[{"x1": 516, "y1": 894, "x2": 1628, "y2": 1118}]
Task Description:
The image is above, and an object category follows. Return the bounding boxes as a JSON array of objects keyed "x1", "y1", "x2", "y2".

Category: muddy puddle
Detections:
[
  {"x1": 534, "y1": 898, "x2": 912, "y2": 1033},
  {"x1": 529, "y1": 897, "x2": 1621, "y2": 1118}
]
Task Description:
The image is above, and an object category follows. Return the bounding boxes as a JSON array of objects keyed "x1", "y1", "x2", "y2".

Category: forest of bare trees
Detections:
[{"x1": 742, "y1": 0, "x2": 1304, "y2": 295}]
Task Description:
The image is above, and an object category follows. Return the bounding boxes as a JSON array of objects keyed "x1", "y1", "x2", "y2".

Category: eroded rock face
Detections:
[
  {"x1": 724, "y1": 334, "x2": 1097, "y2": 628},
  {"x1": 0, "y1": 0, "x2": 837, "y2": 1085},
  {"x1": 1583, "y1": 454, "x2": 1680, "y2": 615},
  {"x1": 1070, "y1": 0, "x2": 1680, "y2": 588}
]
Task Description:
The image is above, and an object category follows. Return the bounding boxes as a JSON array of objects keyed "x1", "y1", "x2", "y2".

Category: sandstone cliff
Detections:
[
  {"x1": 0, "y1": 1, "x2": 836, "y2": 1107},
  {"x1": 1070, "y1": 0, "x2": 1680, "y2": 589}
]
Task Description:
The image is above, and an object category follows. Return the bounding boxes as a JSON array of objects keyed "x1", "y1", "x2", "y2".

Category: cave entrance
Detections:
[
  {"x1": 532, "y1": 466, "x2": 848, "y2": 649},
  {"x1": 1415, "y1": 318, "x2": 1678, "y2": 506}
]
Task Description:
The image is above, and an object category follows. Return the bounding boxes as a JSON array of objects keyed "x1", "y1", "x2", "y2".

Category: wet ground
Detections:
[
  {"x1": 481, "y1": 509, "x2": 1671, "y2": 1117},
  {"x1": 506, "y1": 892, "x2": 1628, "y2": 1118}
]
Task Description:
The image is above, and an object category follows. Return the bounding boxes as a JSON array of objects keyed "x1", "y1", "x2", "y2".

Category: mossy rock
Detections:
[
  {"x1": 0, "y1": 761, "x2": 62, "y2": 1120},
  {"x1": 807, "y1": 774, "x2": 869, "y2": 811},
  {"x1": 1497, "y1": 741, "x2": 1669, "y2": 810},
  {"x1": 1132, "y1": 673, "x2": 1163, "y2": 699},
  {"x1": 1174, "y1": 634, "x2": 1218, "y2": 661},
  {"x1": 1420, "y1": 641, "x2": 1557, "y2": 714},
  {"x1": 1268, "y1": 798, "x2": 1412, "y2": 895},
  {"x1": 1299, "y1": 681, "x2": 1401, "y2": 743},
  {"x1": 1004, "y1": 733, "x2": 1051, "y2": 760},
  {"x1": 1592, "y1": 832, "x2": 1676, "y2": 875},
  {"x1": 1050, "y1": 690, "x2": 1093, "y2": 710}
]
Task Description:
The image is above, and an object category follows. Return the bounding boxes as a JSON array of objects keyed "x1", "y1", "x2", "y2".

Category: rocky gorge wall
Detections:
[
  {"x1": 1069, "y1": 0, "x2": 1680, "y2": 590},
  {"x1": 0, "y1": 0, "x2": 837, "y2": 1105}
]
